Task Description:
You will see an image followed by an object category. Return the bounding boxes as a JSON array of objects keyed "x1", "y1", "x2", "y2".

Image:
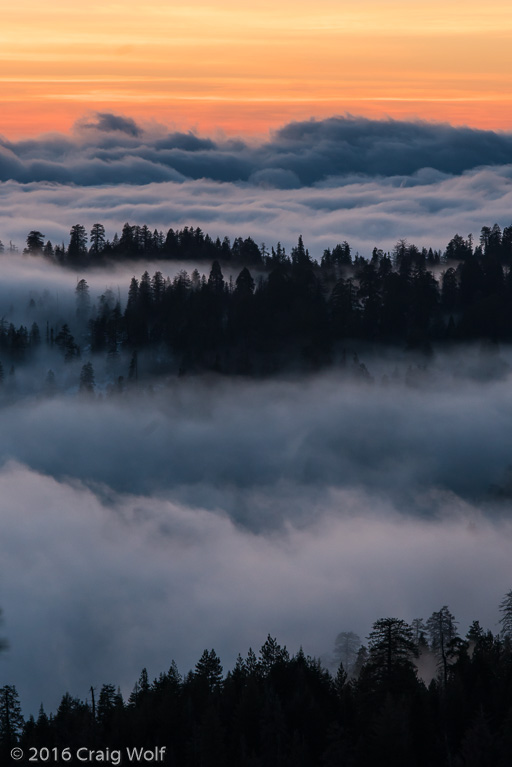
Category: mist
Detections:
[
  {"x1": 2, "y1": 165, "x2": 512, "y2": 257},
  {"x1": 1, "y1": 357, "x2": 512, "y2": 716}
]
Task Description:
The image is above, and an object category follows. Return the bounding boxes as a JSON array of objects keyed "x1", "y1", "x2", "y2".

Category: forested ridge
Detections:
[
  {"x1": 1, "y1": 596, "x2": 512, "y2": 766},
  {"x1": 2, "y1": 222, "x2": 512, "y2": 386}
]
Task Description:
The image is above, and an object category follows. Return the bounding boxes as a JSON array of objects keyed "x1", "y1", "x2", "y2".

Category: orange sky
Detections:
[{"x1": 2, "y1": 0, "x2": 512, "y2": 138}]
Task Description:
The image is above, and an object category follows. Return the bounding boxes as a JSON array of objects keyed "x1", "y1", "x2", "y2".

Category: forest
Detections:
[
  {"x1": 0, "y1": 221, "x2": 512, "y2": 388},
  {"x1": 1, "y1": 595, "x2": 512, "y2": 766}
]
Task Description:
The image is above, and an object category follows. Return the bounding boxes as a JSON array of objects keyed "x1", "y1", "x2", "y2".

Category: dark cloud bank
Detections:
[{"x1": 2, "y1": 113, "x2": 512, "y2": 187}]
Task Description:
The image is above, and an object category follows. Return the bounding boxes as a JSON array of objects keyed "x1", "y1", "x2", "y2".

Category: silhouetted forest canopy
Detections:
[
  {"x1": 1, "y1": 222, "x2": 512, "y2": 384},
  {"x1": 2, "y1": 596, "x2": 512, "y2": 766}
]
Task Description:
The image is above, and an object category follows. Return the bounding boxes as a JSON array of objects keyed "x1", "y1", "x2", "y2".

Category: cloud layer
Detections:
[
  {"x1": 2, "y1": 114, "x2": 512, "y2": 188},
  {"x1": 1, "y1": 366, "x2": 512, "y2": 715},
  {"x1": 1, "y1": 462, "x2": 511, "y2": 719},
  {"x1": 1, "y1": 163, "x2": 512, "y2": 257}
]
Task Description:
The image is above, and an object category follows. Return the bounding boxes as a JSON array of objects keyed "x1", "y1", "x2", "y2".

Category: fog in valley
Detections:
[{"x1": 0, "y1": 259, "x2": 511, "y2": 716}]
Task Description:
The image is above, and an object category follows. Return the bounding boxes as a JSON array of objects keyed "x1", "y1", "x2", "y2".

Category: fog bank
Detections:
[{"x1": 0, "y1": 368, "x2": 512, "y2": 715}]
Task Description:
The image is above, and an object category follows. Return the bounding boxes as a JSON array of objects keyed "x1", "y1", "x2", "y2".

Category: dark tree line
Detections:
[
  {"x1": 2, "y1": 594, "x2": 512, "y2": 766},
  {"x1": 85, "y1": 230, "x2": 512, "y2": 377},
  {"x1": 17, "y1": 224, "x2": 266, "y2": 268},
  {"x1": 8, "y1": 220, "x2": 512, "y2": 271},
  {"x1": 3, "y1": 222, "x2": 512, "y2": 386}
]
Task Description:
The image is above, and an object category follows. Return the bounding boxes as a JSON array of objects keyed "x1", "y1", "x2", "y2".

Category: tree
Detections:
[
  {"x1": 79, "y1": 362, "x2": 95, "y2": 394},
  {"x1": 208, "y1": 260, "x2": 225, "y2": 293},
  {"x1": 194, "y1": 649, "x2": 223, "y2": 692},
  {"x1": 333, "y1": 631, "x2": 361, "y2": 675},
  {"x1": 54, "y1": 324, "x2": 80, "y2": 360},
  {"x1": 0, "y1": 685, "x2": 23, "y2": 749},
  {"x1": 97, "y1": 684, "x2": 123, "y2": 730},
  {"x1": 129, "y1": 668, "x2": 150, "y2": 707},
  {"x1": 426, "y1": 606, "x2": 458, "y2": 686},
  {"x1": 24, "y1": 231, "x2": 45, "y2": 255},
  {"x1": 43, "y1": 240, "x2": 54, "y2": 259},
  {"x1": 235, "y1": 267, "x2": 255, "y2": 296},
  {"x1": 29, "y1": 322, "x2": 41, "y2": 347},
  {"x1": 499, "y1": 589, "x2": 512, "y2": 638},
  {"x1": 364, "y1": 618, "x2": 418, "y2": 690},
  {"x1": 68, "y1": 224, "x2": 88, "y2": 264},
  {"x1": 128, "y1": 350, "x2": 138, "y2": 382},
  {"x1": 410, "y1": 618, "x2": 428, "y2": 651},
  {"x1": 75, "y1": 279, "x2": 91, "y2": 322},
  {"x1": 259, "y1": 635, "x2": 289, "y2": 676},
  {"x1": 89, "y1": 223, "x2": 106, "y2": 258}
]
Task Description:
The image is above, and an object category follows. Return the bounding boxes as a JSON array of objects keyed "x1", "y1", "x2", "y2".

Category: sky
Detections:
[{"x1": 2, "y1": 0, "x2": 512, "y2": 138}]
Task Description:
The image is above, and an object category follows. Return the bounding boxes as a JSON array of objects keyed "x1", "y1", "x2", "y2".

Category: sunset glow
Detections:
[{"x1": 2, "y1": 0, "x2": 512, "y2": 137}]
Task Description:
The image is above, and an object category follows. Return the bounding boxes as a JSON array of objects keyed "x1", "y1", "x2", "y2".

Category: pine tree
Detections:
[
  {"x1": 67, "y1": 224, "x2": 88, "y2": 264},
  {"x1": 0, "y1": 685, "x2": 24, "y2": 749},
  {"x1": 79, "y1": 362, "x2": 95, "y2": 394},
  {"x1": 75, "y1": 279, "x2": 91, "y2": 322},
  {"x1": 194, "y1": 650, "x2": 223, "y2": 692},
  {"x1": 55, "y1": 324, "x2": 79, "y2": 360},
  {"x1": 499, "y1": 590, "x2": 512, "y2": 638},
  {"x1": 259, "y1": 635, "x2": 289, "y2": 676},
  {"x1": 426, "y1": 606, "x2": 458, "y2": 686},
  {"x1": 333, "y1": 631, "x2": 361, "y2": 675},
  {"x1": 364, "y1": 618, "x2": 418, "y2": 691},
  {"x1": 89, "y1": 223, "x2": 106, "y2": 258},
  {"x1": 24, "y1": 231, "x2": 45, "y2": 254}
]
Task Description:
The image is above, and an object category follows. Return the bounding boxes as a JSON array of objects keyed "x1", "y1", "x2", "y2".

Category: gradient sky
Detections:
[{"x1": 2, "y1": 0, "x2": 512, "y2": 138}]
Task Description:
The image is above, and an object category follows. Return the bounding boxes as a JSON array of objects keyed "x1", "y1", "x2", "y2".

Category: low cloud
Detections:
[
  {"x1": 2, "y1": 113, "x2": 512, "y2": 188},
  {"x1": 0, "y1": 367, "x2": 512, "y2": 714},
  {"x1": 1, "y1": 164, "x2": 512, "y2": 256},
  {"x1": 0, "y1": 462, "x2": 510, "y2": 718}
]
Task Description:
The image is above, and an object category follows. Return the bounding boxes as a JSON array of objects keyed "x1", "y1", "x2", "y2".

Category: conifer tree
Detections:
[
  {"x1": 499, "y1": 590, "x2": 512, "y2": 638},
  {"x1": 0, "y1": 685, "x2": 24, "y2": 749},
  {"x1": 79, "y1": 361, "x2": 95, "y2": 394}
]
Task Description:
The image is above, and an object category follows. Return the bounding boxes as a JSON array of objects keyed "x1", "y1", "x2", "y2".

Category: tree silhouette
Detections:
[
  {"x1": 24, "y1": 231, "x2": 45, "y2": 255},
  {"x1": 0, "y1": 685, "x2": 23, "y2": 751},
  {"x1": 79, "y1": 362, "x2": 95, "y2": 394},
  {"x1": 89, "y1": 223, "x2": 106, "y2": 258},
  {"x1": 67, "y1": 224, "x2": 88, "y2": 265},
  {"x1": 427, "y1": 605, "x2": 458, "y2": 686},
  {"x1": 499, "y1": 590, "x2": 512, "y2": 638}
]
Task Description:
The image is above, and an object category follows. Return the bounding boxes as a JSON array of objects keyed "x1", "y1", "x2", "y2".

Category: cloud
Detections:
[
  {"x1": 78, "y1": 113, "x2": 143, "y2": 137},
  {"x1": 0, "y1": 360, "x2": 512, "y2": 717},
  {"x1": 2, "y1": 113, "x2": 512, "y2": 188},
  {"x1": 0, "y1": 461, "x2": 510, "y2": 718},
  {"x1": 1, "y1": 163, "x2": 512, "y2": 256}
]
